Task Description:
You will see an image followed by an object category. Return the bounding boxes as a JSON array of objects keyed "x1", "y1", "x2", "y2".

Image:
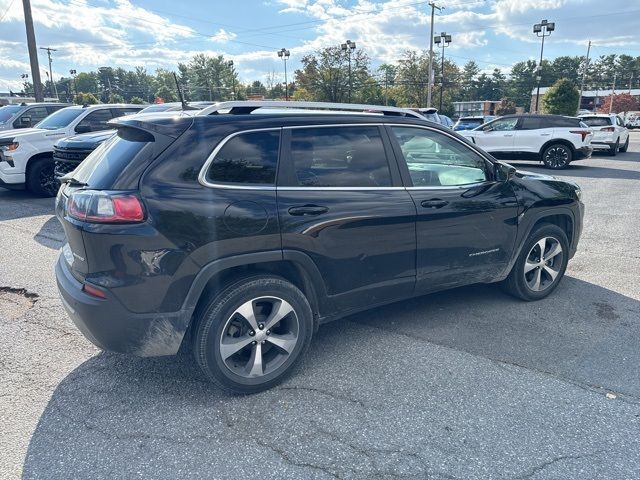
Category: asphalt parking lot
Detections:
[{"x1": 1, "y1": 134, "x2": 640, "y2": 480}]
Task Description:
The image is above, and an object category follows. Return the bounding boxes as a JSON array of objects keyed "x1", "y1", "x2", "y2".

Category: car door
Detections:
[
  {"x1": 471, "y1": 116, "x2": 519, "y2": 153},
  {"x1": 277, "y1": 124, "x2": 417, "y2": 313},
  {"x1": 13, "y1": 106, "x2": 48, "y2": 128},
  {"x1": 615, "y1": 116, "x2": 629, "y2": 143},
  {"x1": 75, "y1": 109, "x2": 114, "y2": 133},
  {"x1": 512, "y1": 115, "x2": 550, "y2": 153},
  {"x1": 387, "y1": 124, "x2": 520, "y2": 292}
]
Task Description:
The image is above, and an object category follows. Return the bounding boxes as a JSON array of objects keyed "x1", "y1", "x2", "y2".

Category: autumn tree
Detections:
[{"x1": 599, "y1": 93, "x2": 639, "y2": 113}]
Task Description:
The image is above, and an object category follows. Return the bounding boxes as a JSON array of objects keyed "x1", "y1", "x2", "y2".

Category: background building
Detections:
[{"x1": 452, "y1": 100, "x2": 501, "y2": 118}]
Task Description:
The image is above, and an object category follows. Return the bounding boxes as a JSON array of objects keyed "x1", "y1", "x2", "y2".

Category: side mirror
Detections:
[
  {"x1": 75, "y1": 124, "x2": 91, "y2": 134},
  {"x1": 494, "y1": 161, "x2": 516, "y2": 182},
  {"x1": 18, "y1": 116, "x2": 32, "y2": 127}
]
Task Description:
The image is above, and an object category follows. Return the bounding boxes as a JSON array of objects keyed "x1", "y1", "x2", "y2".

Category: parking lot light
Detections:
[
  {"x1": 277, "y1": 48, "x2": 290, "y2": 101},
  {"x1": 533, "y1": 19, "x2": 554, "y2": 113}
]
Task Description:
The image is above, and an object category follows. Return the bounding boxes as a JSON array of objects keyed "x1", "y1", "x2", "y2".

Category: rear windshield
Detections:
[
  {"x1": 69, "y1": 128, "x2": 154, "y2": 188},
  {"x1": 581, "y1": 117, "x2": 612, "y2": 127},
  {"x1": 0, "y1": 105, "x2": 22, "y2": 124},
  {"x1": 35, "y1": 108, "x2": 84, "y2": 130}
]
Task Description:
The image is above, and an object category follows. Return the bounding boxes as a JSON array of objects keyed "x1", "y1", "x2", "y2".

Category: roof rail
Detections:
[{"x1": 195, "y1": 100, "x2": 424, "y2": 119}]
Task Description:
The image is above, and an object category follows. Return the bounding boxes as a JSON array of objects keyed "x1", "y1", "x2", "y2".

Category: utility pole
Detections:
[
  {"x1": 577, "y1": 40, "x2": 591, "y2": 113},
  {"x1": 609, "y1": 73, "x2": 616, "y2": 114},
  {"x1": 40, "y1": 46, "x2": 57, "y2": 99},
  {"x1": 22, "y1": 0, "x2": 44, "y2": 102},
  {"x1": 426, "y1": 2, "x2": 442, "y2": 108}
]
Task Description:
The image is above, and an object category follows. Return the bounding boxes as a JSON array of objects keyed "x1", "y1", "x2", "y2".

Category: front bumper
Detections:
[{"x1": 55, "y1": 254, "x2": 188, "y2": 357}]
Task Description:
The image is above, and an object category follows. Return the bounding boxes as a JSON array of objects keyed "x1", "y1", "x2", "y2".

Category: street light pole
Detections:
[
  {"x1": 426, "y1": 2, "x2": 443, "y2": 108},
  {"x1": 69, "y1": 69, "x2": 77, "y2": 100},
  {"x1": 577, "y1": 40, "x2": 591, "y2": 113},
  {"x1": 341, "y1": 40, "x2": 357, "y2": 103},
  {"x1": 533, "y1": 19, "x2": 555, "y2": 113},
  {"x1": 227, "y1": 60, "x2": 236, "y2": 100},
  {"x1": 277, "y1": 48, "x2": 290, "y2": 100},
  {"x1": 434, "y1": 32, "x2": 451, "y2": 112}
]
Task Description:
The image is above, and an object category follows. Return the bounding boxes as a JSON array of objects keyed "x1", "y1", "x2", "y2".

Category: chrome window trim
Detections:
[
  {"x1": 198, "y1": 122, "x2": 494, "y2": 191},
  {"x1": 198, "y1": 127, "x2": 281, "y2": 190}
]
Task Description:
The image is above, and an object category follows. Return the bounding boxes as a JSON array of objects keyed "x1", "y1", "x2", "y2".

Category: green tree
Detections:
[
  {"x1": 542, "y1": 78, "x2": 580, "y2": 115},
  {"x1": 496, "y1": 99, "x2": 517, "y2": 115},
  {"x1": 108, "y1": 93, "x2": 125, "y2": 103},
  {"x1": 154, "y1": 85, "x2": 178, "y2": 103},
  {"x1": 130, "y1": 96, "x2": 145, "y2": 104},
  {"x1": 74, "y1": 92, "x2": 99, "y2": 105},
  {"x1": 460, "y1": 61, "x2": 480, "y2": 101}
]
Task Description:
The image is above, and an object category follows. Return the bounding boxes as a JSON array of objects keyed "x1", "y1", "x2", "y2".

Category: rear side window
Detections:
[
  {"x1": 205, "y1": 130, "x2": 280, "y2": 185},
  {"x1": 581, "y1": 117, "x2": 612, "y2": 127},
  {"x1": 76, "y1": 109, "x2": 114, "y2": 132},
  {"x1": 519, "y1": 117, "x2": 544, "y2": 130},
  {"x1": 288, "y1": 126, "x2": 391, "y2": 187},
  {"x1": 70, "y1": 129, "x2": 153, "y2": 188},
  {"x1": 544, "y1": 116, "x2": 582, "y2": 128}
]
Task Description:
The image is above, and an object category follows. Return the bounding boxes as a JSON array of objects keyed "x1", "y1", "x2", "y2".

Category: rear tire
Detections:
[
  {"x1": 502, "y1": 224, "x2": 569, "y2": 301},
  {"x1": 542, "y1": 143, "x2": 572, "y2": 169},
  {"x1": 193, "y1": 275, "x2": 313, "y2": 394},
  {"x1": 619, "y1": 136, "x2": 629, "y2": 153},
  {"x1": 609, "y1": 139, "x2": 619, "y2": 156},
  {"x1": 26, "y1": 156, "x2": 59, "y2": 197}
]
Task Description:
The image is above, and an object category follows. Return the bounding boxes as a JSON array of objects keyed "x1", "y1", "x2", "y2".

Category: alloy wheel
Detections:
[
  {"x1": 40, "y1": 164, "x2": 60, "y2": 197},
  {"x1": 219, "y1": 296, "x2": 299, "y2": 378},
  {"x1": 544, "y1": 146, "x2": 569, "y2": 168},
  {"x1": 523, "y1": 236, "x2": 564, "y2": 292}
]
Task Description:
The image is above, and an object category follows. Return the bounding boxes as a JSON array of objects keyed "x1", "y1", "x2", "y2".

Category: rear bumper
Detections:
[
  {"x1": 55, "y1": 254, "x2": 188, "y2": 357},
  {"x1": 574, "y1": 146, "x2": 593, "y2": 160},
  {"x1": 591, "y1": 141, "x2": 616, "y2": 150}
]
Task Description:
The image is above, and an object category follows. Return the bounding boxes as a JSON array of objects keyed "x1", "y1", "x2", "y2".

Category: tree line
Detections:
[{"x1": 19, "y1": 49, "x2": 640, "y2": 116}]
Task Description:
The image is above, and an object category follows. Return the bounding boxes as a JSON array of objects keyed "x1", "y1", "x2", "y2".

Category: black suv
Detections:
[{"x1": 55, "y1": 102, "x2": 584, "y2": 393}]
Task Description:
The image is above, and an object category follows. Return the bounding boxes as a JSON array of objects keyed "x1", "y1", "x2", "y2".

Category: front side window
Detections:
[
  {"x1": 289, "y1": 126, "x2": 391, "y2": 187},
  {"x1": 391, "y1": 126, "x2": 488, "y2": 187},
  {"x1": 485, "y1": 117, "x2": 518, "y2": 131},
  {"x1": 16, "y1": 106, "x2": 48, "y2": 128},
  {"x1": 206, "y1": 130, "x2": 280, "y2": 185}
]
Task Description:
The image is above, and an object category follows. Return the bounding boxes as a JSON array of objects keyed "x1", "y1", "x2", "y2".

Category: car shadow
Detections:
[
  {"x1": 507, "y1": 161, "x2": 640, "y2": 180},
  {"x1": 22, "y1": 276, "x2": 640, "y2": 479}
]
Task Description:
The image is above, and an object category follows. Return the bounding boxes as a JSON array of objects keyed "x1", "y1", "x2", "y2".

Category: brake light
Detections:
[
  {"x1": 600, "y1": 126, "x2": 615, "y2": 132},
  {"x1": 82, "y1": 283, "x2": 106, "y2": 299},
  {"x1": 67, "y1": 190, "x2": 145, "y2": 223},
  {"x1": 570, "y1": 130, "x2": 591, "y2": 142}
]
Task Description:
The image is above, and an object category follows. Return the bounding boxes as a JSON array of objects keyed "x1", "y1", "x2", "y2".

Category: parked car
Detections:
[
  {"x1": 453, "y1": 116, "x2": 495, "y2": 131},
  {"x1": 139, "y1": 101, "x2": 216, "y2": 113},
  {"x1": 578, "y1": 114, "x2": 629, "y2": 155},
  {"x1": 624, "y1": 111, "x2": 640, "y2": 129},
  {"x1": 0, "y1": 104, "x2": 143, "y2": 196},
  {"x1": 439, "y1": 114, "x2": 454, "y2": 129},
  {"x1": 0, "y1": 102, "x2": 70, "y2": 131},
  {"x1": 460, "y1": 114, "x2": 593, "y2": 169},
  {"x1": 55, "y1": 101, "x2": 583, "y2": 394}
]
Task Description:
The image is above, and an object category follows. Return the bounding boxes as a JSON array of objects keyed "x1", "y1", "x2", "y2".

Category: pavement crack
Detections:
[
  {"x1": 254, "y1": 438, "x2": 343, "y2": 479},
  {"x1": 513, "y1": 452, "x2": 600, "y2": 480}
]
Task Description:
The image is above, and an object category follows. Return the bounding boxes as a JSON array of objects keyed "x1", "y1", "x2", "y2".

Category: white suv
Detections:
[
  {"x1": 460, "y1": 114, "x2": 593, "y2": 169},
  {"x1": 0, "y1": 104, "x2": 142, "y2": 196},
  {"x1": 578, "y1": 114, "x2": 629, "y2": 156}
]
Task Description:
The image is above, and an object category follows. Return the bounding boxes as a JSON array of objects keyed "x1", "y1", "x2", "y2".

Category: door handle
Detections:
[
  {"x1": 540, "y1": 133, "x2": 551, "y2": 136},
  {"x1": 503, "y1": 134, "x2": 514, "y2": 137},
  {"x1": 288, "y1": 205, "x2": 329, "y2": 216},
  {"x1": 421, "y1": 199, "x2": 449, "y2": 209}
]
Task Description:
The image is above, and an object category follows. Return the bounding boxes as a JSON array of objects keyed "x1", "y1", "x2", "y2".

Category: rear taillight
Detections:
[
  {"x1": 570, "y1": 130, "x2": 591, "y2": 142},
  {"x1": 82, "y1": 283, "x2": 106, "y2": 299},
  {"x1": 600, "y1": 126, "x2": 615, "y2": 132},
  {"x1": 67, "y1": 190, "x2": 145, "y2": 223}
]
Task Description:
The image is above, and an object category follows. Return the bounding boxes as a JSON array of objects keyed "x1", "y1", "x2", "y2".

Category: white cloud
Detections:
[{"x1": 210, "y1": 28, "x2": 238, "y2": 44}]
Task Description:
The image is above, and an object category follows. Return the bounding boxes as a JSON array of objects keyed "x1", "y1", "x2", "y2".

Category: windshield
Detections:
[
  {"x1": 34, "y1": 108, "x2": 84, "y2": 130},
  {"x1": 0, "y1": 105, "x2": 22, "y2": 124},
  {"x1": 581, "y1": 117, "x2": 612, "y2": 127},
  {"x1": 139, "y1": 104, "x2": 176, "y2": 113}
]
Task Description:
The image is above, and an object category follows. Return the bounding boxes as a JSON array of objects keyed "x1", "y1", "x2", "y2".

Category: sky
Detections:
[{"x1": 0, "y1": 0, "x2": 639, "y2": 92}]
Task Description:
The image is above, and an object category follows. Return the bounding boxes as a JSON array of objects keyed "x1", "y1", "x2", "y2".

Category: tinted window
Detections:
[
  {"x1": 15, "y1": 106, "x2": 48, "y2": 127},
  {"x1": 76, "y1": 109, "x2": 115, "y2": 132},
  {"x1": 392, "y1": 126, "x2": 488, "y2": 187},
  {"x1": 519, "y1": 117, "x2": 544, "y2": 130},
  {"x1": 206, "y1": 130, "x2": 280, "y2": 185},
  {"x1": 289, "y1": 126, "x2": 391, "y2": 187},
  {"x1": 543, "y1": 116, "x2": 581, "y2": 128},
  {"x1": 35, "y1": 108, "x2": 84, "y2": 130},
  {"x1": 581, "y1": 117, "x2": 612, "y2": 127},
  {"x1": 0, "y1": 105, "x2": 22, "y2": 124},
  {"x1": 113, "y1": 107, "x2": 143, "y2": 117},
  {"x1": 70, "y1": 129, "x2": 151, "y2": 189}
]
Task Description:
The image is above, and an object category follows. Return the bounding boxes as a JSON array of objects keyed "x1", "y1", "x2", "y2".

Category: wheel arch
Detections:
[
  {"x1": 539, "y1": 139, "x2": 576, "y2": 159},
  {"x1": 180, "y1": 251, "x2": 329, "y2": 347},
  {"x1": 25, "y1": 151, "x2": 55, "y2": 174}
]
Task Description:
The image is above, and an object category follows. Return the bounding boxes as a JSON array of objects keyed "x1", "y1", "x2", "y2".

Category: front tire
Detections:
[
  {"x1": 193, "y1": 276, "x2": 313, "y2": 394},
  {"x1": 502, "y1": 224, "x2": 569, "y2": 301},
  {"x1": 26, "y1": 156, "x2": 59, "y2": 197},
  {"x1": 542, "y1": 144, "x2": 572, "y2": 169}
]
